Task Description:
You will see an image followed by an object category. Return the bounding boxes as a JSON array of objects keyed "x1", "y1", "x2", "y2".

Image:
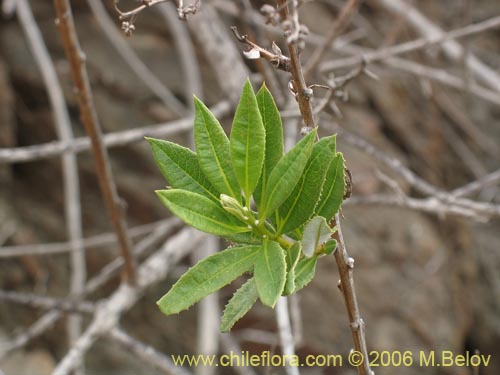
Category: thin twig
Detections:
[
  {"x1": 84, "y1": 219, "x2": 179, "y2": 295},
  {"x1": 0, "y1": 101, "x2": 231, "y2": 164},
  {"x1": 87, "y1": 0, "x2": 187, "y2": 116},
  {"x1": 0, "y1": 218, "x2": 179, "y2": 258},
  {"x1": 0, "y1": 311, "x2": 60, "y2": 360},
  {"x1": 158, "y1": 2, "x2": 203, "y2": 109},
  {"x1": 194, "y1": 236, "x2": 219, "y2": 375},
  {"x1": 214, "y1": 2, "x2": 500, "y2": 106},
  {"x1": 0, "y1": 290, "x2": 94, "y2": 314},
  {"x1": 345, "y1": 194, "x2": 489, "y2": 221},
  {"x1": 234, "y1": 329, "x2": 279, "y2": 346},
  {"x1": 321, "y1": 15, "x2": 500, "y2": 72},
  {"x1": 219, "y1": 333, "x2": 258, "y2": 375},
  {"x1": 332, "y1": 215, "x2": 373, "y2": 375},
  {"x1": 288, "y1": 294, "x2": 303, "y2": 345},
  {"x1": 275, "y1": 297, "x2": 299, "y2": 375},
  {"x1": 231, "y1": 26, "x2": 291, "y2": 72},
  {"x1": 187, "y1": 4, "x2": 249, "y2": 103},
  {"x1": 277, "y1": 0, "x2": 315, "y2": 130},
  {"x1": 304, "y1": 0, "x2": 360, "y2": 78},
  {"x1": 274, "y1": 1, "x2": 372, "y2": 374},
  {"x1": 0, "y1": 219, "x2": 178, "y2": 359},
  {"x1": 54, "y1": 0, "x2": 136, "y2": 284},
  {"x1": 330, "y1": 124, "x2": 500, "y2": 219},
  {"x1": 372, "y1": 0, "x2": 500, "y2": 94},
  {"x1": 451, "y1": 168, "x2": 500, "y2": 198},
  {"x1": 382, "y1": 57, "x2": 500, "y2": 107},
  {"x1": 52, "y1": 228, "x2": 204, "y2": 375},
  {"x1": 108, "y1": 327, "x2": 193, "y2": 375},
  {"x1": 431, "y1": 88, "x2": 500, "y2": 158},
  {"x1": 15, "y1": 1, "x2": 86, "y2": 368},
  {"x1": 114, "y1": 0, "x2": 170, "y2": 21},
  {"x1": 115, "y1": 0, "x2": 201, "y2": 22}
]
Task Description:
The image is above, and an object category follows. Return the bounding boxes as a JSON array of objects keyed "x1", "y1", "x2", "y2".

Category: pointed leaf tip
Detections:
[
  {"x1": 254, "y1": 241, "x2": 287, "y2": 307},
  {"x1": 230, "y1": 78, "x2": 265, "y2": 200},
  {"x1": 157, "y1": 245, "x2": 260, "y2": 315},
  {"x1": 220, "y1": 277, "x2": 258, "y2": 332},
  {"x1": 261, "y1": 128, "x2": 316, "y2": 219},
  {"x1": 194, "y1": 96, "x2": 240, "y2": 199}
]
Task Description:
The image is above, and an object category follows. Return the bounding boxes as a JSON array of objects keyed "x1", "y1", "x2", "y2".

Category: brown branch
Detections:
[
  {"x1": 274, "y1": 1, "x2": 372, "y2": 374},
  {"x1": 451, "y1": 168, "x2": 500, "y2": 198},
  {"x1": 114, "y1": 0, "x2": 170, "y2": 21},
  {"x1": 0, "y1": 220, "x2": 178, "y2": 359},
  {"x1": 16, "y1": 1, "x2": 87, "y2": 360},
  {"x1": 107, "y1": 328, "x2": 193, "y2": 375},
  {"x1": 53, "y1": 0, "x2": 136, "y2": 284},
  {"x1": 0, "y1": 290, "x2": 95, "y2": 315},
  {"x1": 304, "y1": 0, "x2": 361, "y2": 79},
  {"x1": 215, "y1": 2, "x2": 500, "y2": 107},
  {"x1": 332, "y1": 215, "x2": 372, "y2": 375},
  {"x1": 346, "y1": 194, "x2": 490, "y2": 221},
  {"x1": 0, "y1": 218, "x2": 179, "y2": 258},
  {"x1": 0, "y1": 101, "x2": 231, "y2": 164},
  {"x1": 276, "y1": 0, "x2": 315, "y2": 130},
  {"x1": 231, "y1": 26, "x2": 291, "y2": 72},
  {"x1": 52, "y1": 228, "x2": 205, "y2": 375},
  {"x1": 329, "y1": 124, "x2": 500, "y2": 219},
  {"x1": 321, "y1": 14, "x2": 500, "y2": 72},
  {"x1": 87, "y1": 0, "x2": 187, "y2": 116},
  {"x1": 372, "y1": 0, "x2": 500, "y2": 94}
]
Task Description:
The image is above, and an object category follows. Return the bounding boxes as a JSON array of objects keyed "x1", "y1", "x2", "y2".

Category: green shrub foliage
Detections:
[{"x1": 147, "y1": 80, "x2": 345, "y2": 331}]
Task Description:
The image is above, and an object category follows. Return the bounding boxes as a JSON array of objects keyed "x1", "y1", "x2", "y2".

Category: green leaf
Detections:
[
  {"x1": 284, "y1": 243, "x2": 301, "y2": 295},
  {"x1": 146, "y1": 138, "x2": 218, "y2": 201},
  {"x1": 220, "y1": 277, "x2": 258, "y2": 332},
  {"x1": 194, "y1": 97, "x2": 240, "y2": 199},
  {"x1": 224, "y1": 231, "x2": 262, "y2": 245},
  {"x1": 314, "y1": 152, "x2": 345, "y2": 221},
  {"x1": 294, "y1": 256, "x2": 318, "y2": 292},
  {"x1": 322, "y1": 239, "x2": 337, "y2": 255},
  {"x1": 230, "y1": 80, "x2": 265, "y2": 201},
  {"x1": 254, "y1": 84, "x2": 284, "y2": 207},
  {"x1": 156, "y1": 189, "x2": 249, "y2": 237},
  {"x1": 277, "y1": 136, "x2": 336, "y2": 234},
  {"x1": 260, "y1": 129, "x2": 317, "y2": 220},
  {"x1": 254, "y1": 240, "x2": 286, "y2": 307},
  {"x1": 157, "y1": 245, "x2": 260, "y2": 315},
  {"x1": 301, "y1": 216, "x2": 332, "y2": 258}
]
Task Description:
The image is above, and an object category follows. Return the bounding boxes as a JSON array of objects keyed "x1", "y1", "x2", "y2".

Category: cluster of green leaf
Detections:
[{"x1": 147, "y1": 79, "x2": 345, "y2": 332}]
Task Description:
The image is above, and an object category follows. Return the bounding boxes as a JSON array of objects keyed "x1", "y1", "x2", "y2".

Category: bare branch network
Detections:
[{"x1": 1, "y1": 1, "x2": 500, "y2": 375}]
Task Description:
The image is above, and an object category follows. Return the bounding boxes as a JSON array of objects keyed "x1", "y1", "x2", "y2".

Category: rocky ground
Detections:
[{"x1": 1, "y1": 1, "x2": 500, "y2": 374}]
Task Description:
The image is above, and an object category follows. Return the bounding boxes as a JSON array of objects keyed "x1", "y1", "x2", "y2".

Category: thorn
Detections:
[
  {"x1": 230, "y1": 26, "x2": 247, "y2": 42},
  {"x1": 271, "y1": 41, "x2": 282, "y2": 55}
]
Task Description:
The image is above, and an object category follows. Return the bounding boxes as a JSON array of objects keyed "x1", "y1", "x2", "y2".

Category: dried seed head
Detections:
[{"x1": 121, "y1": 21, "x2": 135, "y2": 37}]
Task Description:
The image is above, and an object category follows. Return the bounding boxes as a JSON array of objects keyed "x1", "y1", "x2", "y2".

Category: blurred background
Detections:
[{"x1": 1, "y1": 0, "x2": 500, "y2": 374}]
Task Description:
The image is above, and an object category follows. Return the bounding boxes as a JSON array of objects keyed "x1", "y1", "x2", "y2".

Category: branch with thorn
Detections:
[{"x1": 231, "y1": 26, "x2": 291, "y2": 72}]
